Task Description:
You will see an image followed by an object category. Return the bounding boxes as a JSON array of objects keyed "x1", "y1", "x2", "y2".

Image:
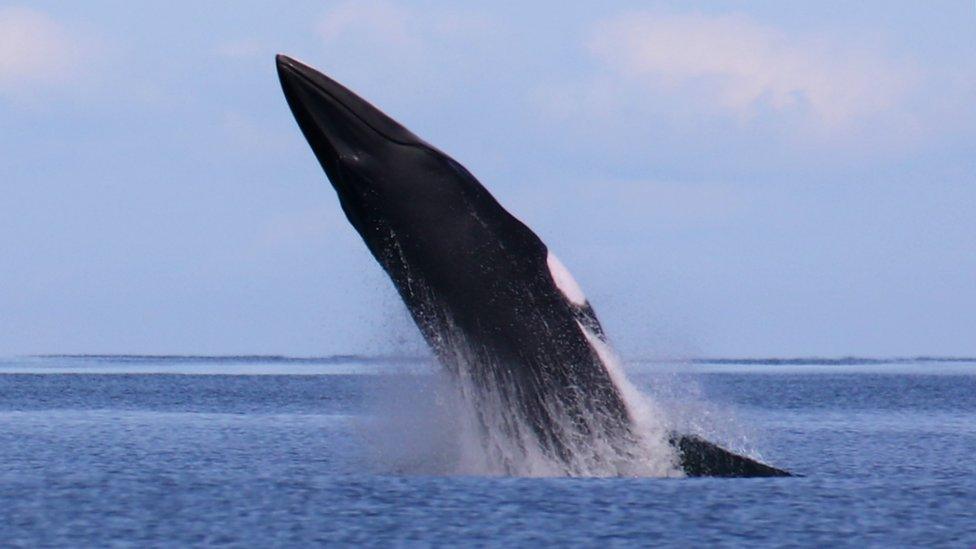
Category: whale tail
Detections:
[{"x1": 671, "y1": 433, "x2": 792, "y2": 477}]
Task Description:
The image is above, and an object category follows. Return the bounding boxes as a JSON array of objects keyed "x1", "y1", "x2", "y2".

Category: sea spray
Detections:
[
  {"x1": 633, "y1": 364, "x2": 769, "y2": 466},
  {"x1": 363, "y1": 344, "x2": 685, "y2": 477},
  {"x1": 361, "y1": 268, "x2": 683, "y2": 476}
]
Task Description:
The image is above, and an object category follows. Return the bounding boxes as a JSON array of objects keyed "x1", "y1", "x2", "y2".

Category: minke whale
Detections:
[{"x1": 276, "y1": 54, "x2": 789, "y2": 477}]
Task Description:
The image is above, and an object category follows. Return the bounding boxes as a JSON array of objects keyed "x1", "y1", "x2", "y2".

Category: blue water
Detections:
[{"x1": 1, "y1": 356, "x2": 974, "y2": 546}]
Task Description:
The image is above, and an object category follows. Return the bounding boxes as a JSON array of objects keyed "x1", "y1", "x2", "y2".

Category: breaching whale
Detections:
[{"x1": 276, "y1": 54, "x2": 789, "y2": 477}]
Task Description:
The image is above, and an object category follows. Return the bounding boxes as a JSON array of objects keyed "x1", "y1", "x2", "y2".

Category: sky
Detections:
[{"x1": 1, "y1": 1, "x2": 974, "y2": 358}]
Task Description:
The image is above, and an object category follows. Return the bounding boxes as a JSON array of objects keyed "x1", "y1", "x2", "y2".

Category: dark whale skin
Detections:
[{"x1": 275, "y1": 54, "x2": 790, "y2": 477}]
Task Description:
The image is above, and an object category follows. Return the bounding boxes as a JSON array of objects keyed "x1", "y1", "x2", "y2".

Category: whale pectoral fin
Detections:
[{"x1": 670, "y1": 433, "x2": 793, "y2": 477}]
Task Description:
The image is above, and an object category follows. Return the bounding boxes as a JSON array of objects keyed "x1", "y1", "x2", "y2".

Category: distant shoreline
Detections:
[{"x1": 27, "y1": 354, "x2": 976, "y2": 366}]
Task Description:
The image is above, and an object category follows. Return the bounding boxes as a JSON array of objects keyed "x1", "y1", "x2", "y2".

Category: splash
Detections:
[{"x1": 363, "y1": 336, "x2": 685, "y2": 478}]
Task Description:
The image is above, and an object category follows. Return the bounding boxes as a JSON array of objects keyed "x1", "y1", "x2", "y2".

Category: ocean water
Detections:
[{"x1": 1, "y1": 356, "x2": 974, "y2": 546}]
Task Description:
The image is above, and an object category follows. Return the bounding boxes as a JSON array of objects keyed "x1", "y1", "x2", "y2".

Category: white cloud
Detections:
[
  {"x1": 0, "y1": 6, "x2": 87, "y2": 91},
  {"x1": 313, "y1": 0, "x2": 495, "y2": 82},
  {"x1": 319, "y1": 1, "x2": 418, "y2": 53},
  {"x1": 583, "y1": 11, "x2": 917, "y2": 130},
  {"x1": 318, "y1": 0, "x2": 492, "y2": 51}
]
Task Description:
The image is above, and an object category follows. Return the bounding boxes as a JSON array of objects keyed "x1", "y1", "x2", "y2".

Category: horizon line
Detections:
[{"x1": 22, "y1": 354, "x2": 976, "y2": 365}]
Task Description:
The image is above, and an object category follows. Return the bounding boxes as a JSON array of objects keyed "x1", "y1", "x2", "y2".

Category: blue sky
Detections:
[{"x1": 1, "y1": 1, "x2": 974, "y2": 357}]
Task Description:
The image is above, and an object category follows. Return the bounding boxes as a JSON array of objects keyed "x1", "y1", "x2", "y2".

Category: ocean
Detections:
[{"x1": 1, "y1": 355, "x2": 973, "y2": 546}]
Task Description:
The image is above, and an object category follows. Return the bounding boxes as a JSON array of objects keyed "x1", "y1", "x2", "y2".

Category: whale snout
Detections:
[{"x1": 275, "y1": 54, "x2": 422, "y2": 155}]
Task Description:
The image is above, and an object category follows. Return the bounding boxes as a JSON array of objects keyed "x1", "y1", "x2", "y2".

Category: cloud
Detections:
[
  {"x1": 319, "y1": 1, "x2": 418, "y2": 53},
  {"x1": 318, "y1": 0, "x2": 492, "y2": 53},
  {"x1": 564, "y1": 11, "x2": 918, "y2": 133},
  {"x1": 0, "y1": 6, "x2": 88, "y2": 92},
  {"x1": 312, "y1": 0, "x2": 495, "y2": 90}
]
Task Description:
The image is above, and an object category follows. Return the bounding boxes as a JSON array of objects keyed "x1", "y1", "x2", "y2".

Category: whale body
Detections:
[{"x1": 275, "y1": 54, "x2": 789, "y2": 477}]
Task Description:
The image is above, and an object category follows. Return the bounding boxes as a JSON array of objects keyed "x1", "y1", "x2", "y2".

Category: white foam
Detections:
[
  {"x1": 546, "y1": 252, "x2": 587, "y2": 306},
  {"x1": 577, "y1": 320, "x2": 682, "y2": 477}
]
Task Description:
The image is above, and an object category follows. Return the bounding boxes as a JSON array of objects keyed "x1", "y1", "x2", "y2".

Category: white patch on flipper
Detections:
[
  {"x1": 576, "y1": 320, "x2": 682, "y2": 477},
  {"x1": 547, "y1": 252, "x2": 586, "y2": 306},
  {"x1": 576, "y1": 320, "x2": 639, "y2": 413}
]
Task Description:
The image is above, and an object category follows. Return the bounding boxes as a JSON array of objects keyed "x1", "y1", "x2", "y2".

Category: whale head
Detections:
[{"x1": 275, "y1": 54, "x2": 476, "y2": 239}]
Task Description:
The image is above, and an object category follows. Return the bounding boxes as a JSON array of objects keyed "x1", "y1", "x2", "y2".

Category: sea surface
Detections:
[{"x1": 1, "y1": 355, "x2": 974, "y2": 547}]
